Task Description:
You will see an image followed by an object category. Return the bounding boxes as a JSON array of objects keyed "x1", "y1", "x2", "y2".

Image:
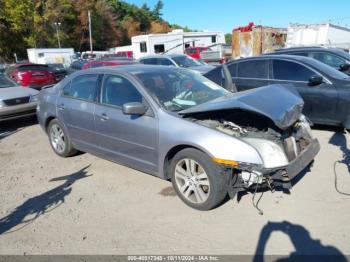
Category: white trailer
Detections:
[
  {"x1": 286, "y1": 23, "x2": 350, "y2": 51},
  {"x1": 27, "y1": 48, "x2": 74, "y2": 67},
  {"x1": 131, "y1": 29, "x2": 225, "y2": 59}
]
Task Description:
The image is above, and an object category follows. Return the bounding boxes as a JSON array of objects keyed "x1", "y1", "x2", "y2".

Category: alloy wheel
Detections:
[{"x1": 174, "y1": 158, "x2": 210, "y2": 204}]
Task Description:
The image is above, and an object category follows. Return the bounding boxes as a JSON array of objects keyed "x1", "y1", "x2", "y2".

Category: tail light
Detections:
[{"x1": 16, "y1": 71, "x2": 30, "y2": 86}]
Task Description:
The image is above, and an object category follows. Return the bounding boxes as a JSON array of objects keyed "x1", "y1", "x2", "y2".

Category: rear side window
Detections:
[
  {"x1": 312, "y1": 52, "x2": 345, "y2": 68},
  {"x1": 63, "y1": 74, "x2": 99, "y2": 102},
  {"x1": 272, "y1": 60, "x2": 315, "y2": 81},
  {"x1": 102, "y1": 75, "x2": 142, "y2": 107},
  {"x1": 237, "y1": 60, "x2": 268, "y2": 79},
  {"x1": 140, "y1": 58, "x2": 157, "y2": 65},
  {"x1": 158, "y1": 58, "x2": 173, "y2": 66}
]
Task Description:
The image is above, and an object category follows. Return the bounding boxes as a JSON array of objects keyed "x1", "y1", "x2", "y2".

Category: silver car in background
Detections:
[
  {"x1": 138, "y1": 54, "x2": 215, "y2": 74},
  {"x1": 0, "y1": 74, "x2": 38, "y2": 121},
  {"x1": 37, "y1": 65, "x2": 319, "y2": 210}
]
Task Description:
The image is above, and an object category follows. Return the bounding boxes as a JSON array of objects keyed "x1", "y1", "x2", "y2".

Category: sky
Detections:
[{"x1": 125, "y1": 0, "x2": 350, "y2": 33}]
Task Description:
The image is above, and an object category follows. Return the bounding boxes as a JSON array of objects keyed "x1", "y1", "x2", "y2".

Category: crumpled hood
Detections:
[
  {"x1": 0, "y1": 86, "x2": 39, "y2": 101},
  {"x1": 179, "y1": 84, "x2": 304, "y2": 130}
]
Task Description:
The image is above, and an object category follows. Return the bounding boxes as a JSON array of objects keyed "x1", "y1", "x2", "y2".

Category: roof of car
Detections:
[
  {"x1": 274, "y1": 46, "x2": 349, "y2": 55},
  {"x1": 139, "y1": 54, "x2": 187, "y2": 60},
  {"x1": 228, "y1": 54, "x2": 334, "y2": 69},
  {"x1": 88, "y1": 64, "x2": 184, "y2": 75}
]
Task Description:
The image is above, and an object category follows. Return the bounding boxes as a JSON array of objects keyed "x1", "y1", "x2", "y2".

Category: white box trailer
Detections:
[
  {"x1": 131, "y1": 30, "x2": 225, "y2": 59},
  {"x1": 27, "y1": 48, "x2": 74, "y2": 67},
  {"x1": 286, "y1": 23, "x2": 350, "y2": 51}
]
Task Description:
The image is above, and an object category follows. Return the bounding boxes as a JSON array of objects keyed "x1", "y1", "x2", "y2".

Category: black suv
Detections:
[{"x1": 271, "y1": 47, "x2": 350, "y2": 75}]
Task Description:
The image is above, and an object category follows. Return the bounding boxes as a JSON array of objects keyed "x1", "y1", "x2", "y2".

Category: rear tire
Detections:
[
  {"x1": 47, "y1": 119, "x2": 77, "y2": 157},
  {"x1": 170, "y1": 148, "x2": 228, "y2": 210}
]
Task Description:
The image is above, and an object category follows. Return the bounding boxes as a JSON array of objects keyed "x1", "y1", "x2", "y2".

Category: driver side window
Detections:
[{"x1": 102, "y1": 75, "x2": 142, "y2": 108}]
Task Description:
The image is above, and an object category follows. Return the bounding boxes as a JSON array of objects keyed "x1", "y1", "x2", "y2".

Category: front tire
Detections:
[
  {"x1": 170, "y1": 148, "x2": 228, "y2": 210},
  {"x1": 48, "y1": 119, "x2": 77, "y2": 157}
]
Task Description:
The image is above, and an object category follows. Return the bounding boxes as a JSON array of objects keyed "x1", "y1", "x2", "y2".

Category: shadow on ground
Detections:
[
  {"x1": 0, "y1": 165, "x2": 92, "y2": 235},
  {"x1": 253, "y1": 221, "x2": 346, "y2": 262},
  {"x1": 0, "y1": 116, "x2": 38, "y2": 140},
  {"x1": 329, "y1": 130, "x2": 350, "y2": 196}
]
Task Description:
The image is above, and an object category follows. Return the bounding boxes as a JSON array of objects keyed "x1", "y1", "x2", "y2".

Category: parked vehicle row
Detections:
[
  {"x1": 139, "y1": 54, "x2": 215, "y2": 74},
  {"x1": 271, "y1": 46, "x2": 350, "y2": 75},
  {"x1": 204, "y1": 54, "x2": 350, "y2": 129}
]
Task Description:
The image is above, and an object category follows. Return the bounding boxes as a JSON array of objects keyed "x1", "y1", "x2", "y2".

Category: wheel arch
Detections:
[
  {"x1": 45, "y1": 116, "x2": 57, "y2": 132},
  {"x1": 162, "y1": 144, "x2": 210, "y2": 180}
]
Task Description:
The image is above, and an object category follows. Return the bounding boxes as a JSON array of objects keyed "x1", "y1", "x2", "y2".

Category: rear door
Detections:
[
  {"x1": 228, "y1": 59, "x2": 270, "y2": 91},
  {"x1": 94, "y1": 74, "x2": 158, "y2": 173},
  {"x1": 269, "y1": 59, "x2": 338, "y2": 123},
  {"x1": 57, "y1": 73, "x2": 101, "y2": 151}
]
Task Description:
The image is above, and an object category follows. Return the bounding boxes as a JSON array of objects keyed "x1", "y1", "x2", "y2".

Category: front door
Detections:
[{"x1": 94, "y1": 74, "x2": 158, "y2": 173}]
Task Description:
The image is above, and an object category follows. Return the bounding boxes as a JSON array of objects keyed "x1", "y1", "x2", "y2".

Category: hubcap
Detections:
[
  {"x1": 174, "y1": 158, "x2": 210, "y2": 204},
  {"x1": 50, "y1": 124, "x2": 66, "y2": 154}
]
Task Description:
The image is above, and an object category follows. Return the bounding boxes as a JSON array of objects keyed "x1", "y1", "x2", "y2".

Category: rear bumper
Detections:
[{"x1": 0, "y1": 102, "x2": 37, "y2": 121}]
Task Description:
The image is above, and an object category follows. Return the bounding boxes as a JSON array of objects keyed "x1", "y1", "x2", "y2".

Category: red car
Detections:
[
  {"x1": 185, "y1": 47, "x2": 209, "y2": 60},
  {"x1": 5, "y1": 63, "x2": 56, "y2": 89},
  {"x1": 81, "y1": 59, "x2": 137, "y2": 70}
]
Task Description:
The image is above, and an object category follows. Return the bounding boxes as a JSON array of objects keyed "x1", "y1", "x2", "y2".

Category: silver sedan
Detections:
[{"x1": 37, "y1": 65, "x2": 319, "y2": 210}]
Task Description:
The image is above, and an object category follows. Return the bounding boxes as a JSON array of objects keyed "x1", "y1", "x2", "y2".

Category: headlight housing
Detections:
[
  {"x1": 29, "y1": 94, "x2": 39, "y2": 103},
  {"x1": 243, "y1": 138, "x2": 289, "y2": 169},
  {"x1": 0, "y1": 100, "x2": 5, "y2": 108}
]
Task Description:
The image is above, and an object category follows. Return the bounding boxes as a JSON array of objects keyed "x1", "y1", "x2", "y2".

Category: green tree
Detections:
[{"x1": 225, "y1": 33, "x2": 232, "y2": 45}]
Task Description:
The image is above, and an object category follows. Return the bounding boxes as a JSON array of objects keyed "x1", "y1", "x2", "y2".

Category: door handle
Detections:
[
  {"x1": 58, "y1": 104, "x2": 65, "y2": 110},
  {"x1": 100, "y1": 113, "x2": 109, "y2": 121}
]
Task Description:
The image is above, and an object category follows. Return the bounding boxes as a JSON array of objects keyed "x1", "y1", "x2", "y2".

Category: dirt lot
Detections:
[{"x1": 0, "y1": 118, "x2": 350, "y2": 256}]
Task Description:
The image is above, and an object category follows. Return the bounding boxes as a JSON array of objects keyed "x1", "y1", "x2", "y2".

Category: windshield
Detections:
[
  {"x1": 172, "y1": 56, "x2": 202, "y2": 68},
  {"x1": 136, "y1": 69, "x2": 229, "y2": 112},
  {"x1": 0, "y1": 74, "x2": 17, "y2": 88}
]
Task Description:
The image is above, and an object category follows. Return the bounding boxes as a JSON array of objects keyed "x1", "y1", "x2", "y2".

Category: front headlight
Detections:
[
  {"x1": 243, "y1": 138, "x2": 289, "y2": 169},
  {"x1": 29, "y1": 94, "x2": 39, "y2": 103},
  {"x1": 0, "y1": 100, "x2": 5, "y2": 108}
]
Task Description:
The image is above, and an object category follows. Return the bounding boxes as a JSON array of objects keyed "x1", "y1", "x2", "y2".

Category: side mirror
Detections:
[
  {"x1": 339, "y1": 63, "x2": 350, "y2": 72},
  {"x1": 308, "y1": 75, "x2": 323, "y2": 86},
  {"x1": 122, "y1": 102, "x2": 147, "y2": 115}
]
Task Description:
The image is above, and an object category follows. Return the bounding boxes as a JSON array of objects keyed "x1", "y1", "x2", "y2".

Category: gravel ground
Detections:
[{"x1": 0, "y1": 118, "x2": 349, "y2": 256}]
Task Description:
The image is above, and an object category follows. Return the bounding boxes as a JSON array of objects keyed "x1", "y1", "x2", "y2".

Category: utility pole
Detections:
[
  {"x1": 88, "y1": 11, "x2": 93, "y2": 53},
  {"x1": 54, "y1": 22, "x2": 61, "y2": 48}
]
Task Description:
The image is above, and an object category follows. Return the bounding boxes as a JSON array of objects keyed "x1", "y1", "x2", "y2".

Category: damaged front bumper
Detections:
[
  {"x1": 268, "y1": 138, "x2": 320, "y2": 184},
  {"x1": 224, "y1": 138, "x2": 320, "y2": 198}
]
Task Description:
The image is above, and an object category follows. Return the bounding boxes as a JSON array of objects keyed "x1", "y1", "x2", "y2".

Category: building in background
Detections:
[
  {"x1": 27, "y1": 48, "x2": 75, "y2": 67},
  {"x1": 286, "y1": 23, "x2": 350, "y2": 51},
  {"x1": 131, "y1": 29, "x2": 225, "y2": 59}
]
